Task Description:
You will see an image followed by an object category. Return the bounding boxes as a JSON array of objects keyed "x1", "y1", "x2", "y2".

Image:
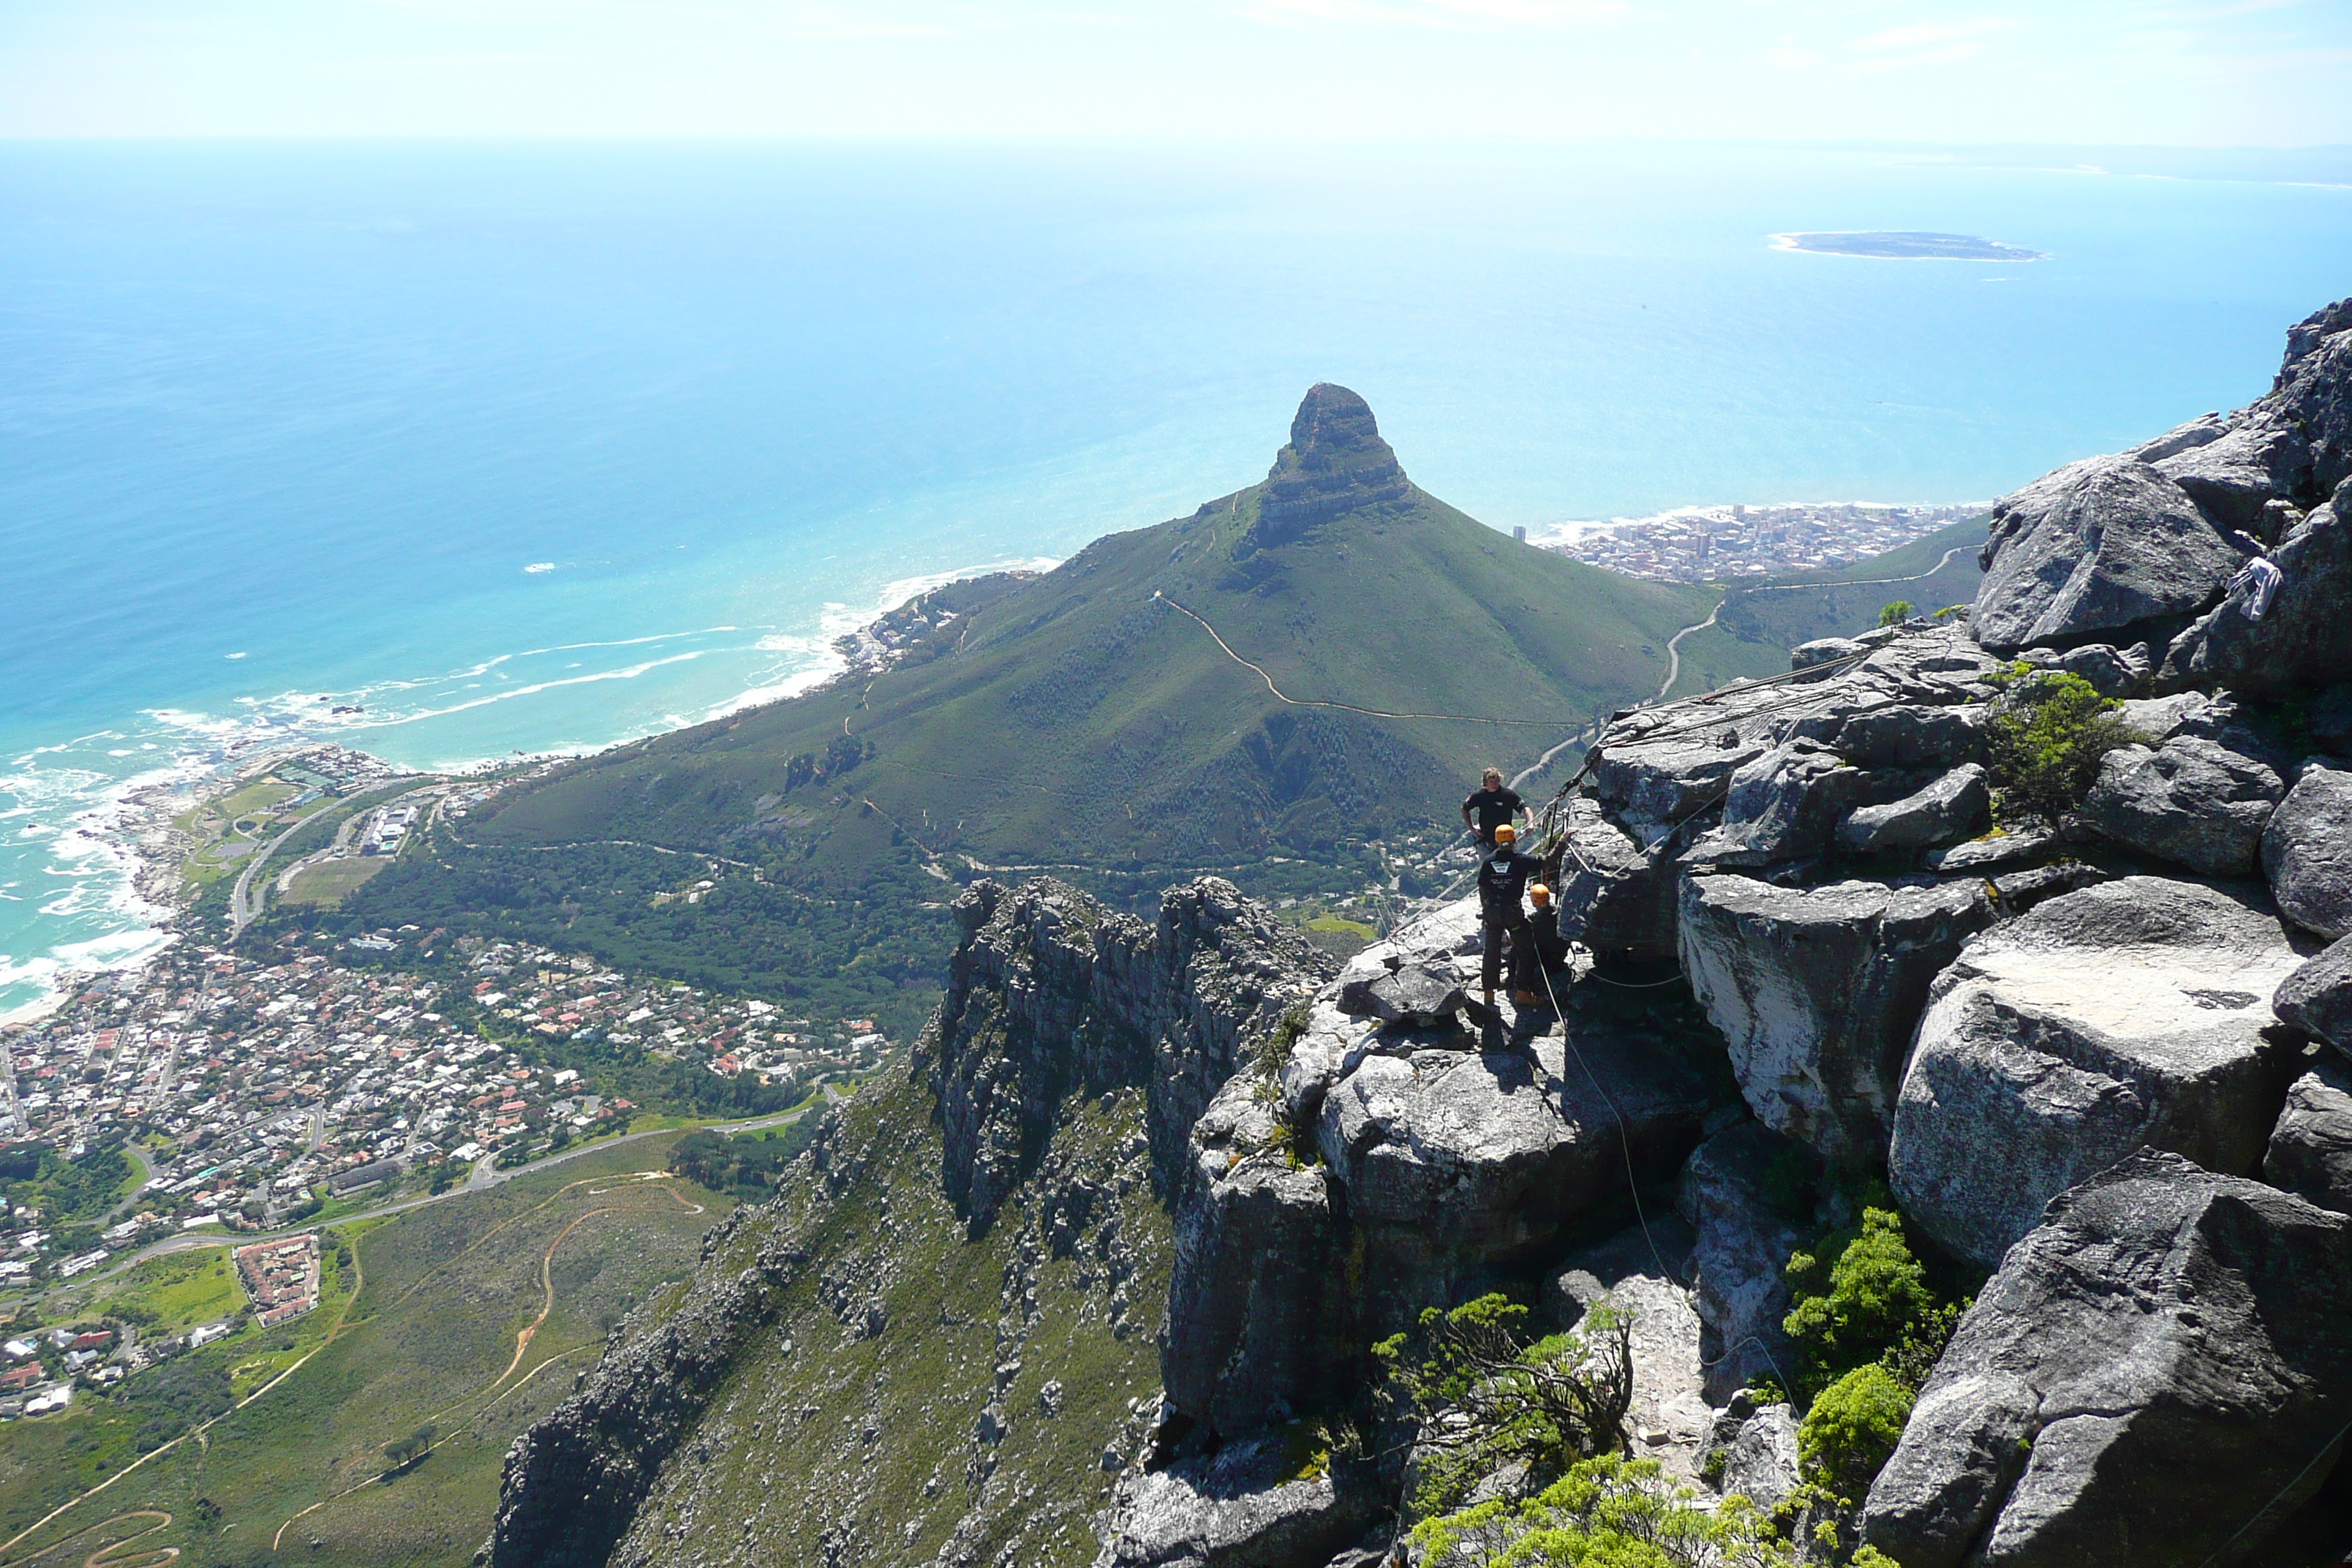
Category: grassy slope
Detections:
[
  {"x1": 473, "y1": 482, "x2": 1717, "y2": 872},
  {"x1": 0, "y1": 1135, "x2": 727, "y2": 1568},
  {"x1": 607, "y1": 1071, "x2": 1171, "y2": 1568},
  {"x1": 1659, "y1": 514, "x2": 1988, "y2": 699}
]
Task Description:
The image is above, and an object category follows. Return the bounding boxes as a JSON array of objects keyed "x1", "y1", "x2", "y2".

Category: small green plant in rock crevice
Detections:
[
  {"x1": 1798, "y1": 1364, "x2": 1915, "y2": 1502},
  {"x1": 1983, "y1": 664, "x2": 2144, "y2": 824},
  {"x1": 1376, "y1": 1293, "x2": 1634, "y2": 1523},
  {"x1": 1783, "y1": 1205, "x2": 1962, "y2": 1406}
]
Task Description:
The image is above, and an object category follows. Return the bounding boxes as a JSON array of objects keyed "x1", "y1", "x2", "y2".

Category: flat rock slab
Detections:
[
  {"x1": 1838, "y1": 764, "x2": 1991, "y2": 853},
  {"x1": 1890, "y1": 876, "x2": 2310, "y2": 1268},
  {"x1": 2264, "y1": 761, "x2": 2352, "y2": 940},
  {"x1": 1099, "y1": 1428, "x2": 1380, "y2": 1568},
  {"x1": 1863, "y1": 1151, "x2": 2352, "y2": 1568},
  {"x1": 1680, "y1": 875, "x2": 1990, "y2": 1163}
]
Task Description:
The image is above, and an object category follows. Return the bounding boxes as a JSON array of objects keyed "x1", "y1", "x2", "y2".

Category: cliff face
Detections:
[
  {"x1": 1248, "y1": 382, "x2": 1414, "y2": 546},
  {"x1": 481, "y1": 877, "x2": 1330, "y2": 1568}
]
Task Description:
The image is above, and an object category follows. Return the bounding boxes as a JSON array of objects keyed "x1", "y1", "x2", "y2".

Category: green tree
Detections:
[
  {"x1": 1877, "y1": 600, "x2": 1915, "y2": 627},
  {"x1": 1983, "y1": 666, "x2": 2143, "y2": 823},
  {"x1": 1376, "y1": 1294, "x2": 1633, "y2": 1520}
]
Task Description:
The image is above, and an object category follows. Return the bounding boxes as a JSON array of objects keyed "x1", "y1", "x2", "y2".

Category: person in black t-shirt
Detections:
[
  {"x1": 1460, "y1": 768, "x2": 1528, "y2": 857},
  {"x1": 1476, "y1": 823, "x2": 1536, "y2": 1008}
]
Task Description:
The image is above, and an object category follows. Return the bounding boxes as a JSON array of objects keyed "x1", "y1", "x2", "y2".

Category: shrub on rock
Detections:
[
  {"x1": 1798, "y1": 1364, "x2": 1915, "y2": 1502},
  {"x1": 1982, "y1": 666, "x2": 2143, "y2": 823}
]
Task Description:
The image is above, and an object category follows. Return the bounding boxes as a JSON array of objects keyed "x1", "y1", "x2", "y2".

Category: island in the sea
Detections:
[{"x1": 1771, "y1": 230, "x2": 2046, "y2": 260}]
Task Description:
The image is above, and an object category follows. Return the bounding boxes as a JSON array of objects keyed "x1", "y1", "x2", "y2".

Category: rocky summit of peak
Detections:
[{"x1": 1251, "y1": 382, "x2": 1412, "y2": 544}]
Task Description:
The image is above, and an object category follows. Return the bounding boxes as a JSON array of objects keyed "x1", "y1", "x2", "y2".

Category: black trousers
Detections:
[{"x1": 1480, "y1": 915, "x2": 1527, "y2": 991}]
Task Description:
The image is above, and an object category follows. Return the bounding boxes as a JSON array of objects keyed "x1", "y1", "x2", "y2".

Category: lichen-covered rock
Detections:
[
  {"x1": 2276, "y1": 935, "x2": 2352, "y2": 1054},
  {"x1": 2264, "y1": 1054, "x2": 2352, "y2": 1214},
  {"x1": 1097, "y1": 1427, "x2": 1382, "y2": 1568},
  {"x1": 2078, "y1": 736, "x2": 2284, "y2": 877},
  {"x1": 2262, "y1": 761, "x2": 2352, "y2": 940},
  {"x1": 1837, "y1": 764, "x2": 1990, "y2": 853},
  {"x1": 1862, "y1": 1151, "x2": 2352, "y2": 1568},
  {"x1": 1972, "y1": 455, "x2": 2242, "y2": 655},
  {"x1": 1719, "y1": 1403, "x2": 1801, "y2": 1512},
  {"x1": 1679, "y1": 875, "x2": 1990, "y2": 1163},
  {"x1": 1676, "y1": 1123, "x2": 1808, "y2": 1404},
  {"x1": 1825, "y1": 703, "x2": 1988, "y2": 770},
  {"x1": 1889, "y1": 877, "x2": 2308, "y2": 1268}
]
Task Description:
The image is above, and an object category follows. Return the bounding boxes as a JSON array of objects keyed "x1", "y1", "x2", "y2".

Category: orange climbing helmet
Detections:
[
  {"x1": 1493, "y1": 823, "x2": 1517, "y2": 844},
  {"x1": 1529, "y1": 884, "x2": 1551, "y2": 906}
]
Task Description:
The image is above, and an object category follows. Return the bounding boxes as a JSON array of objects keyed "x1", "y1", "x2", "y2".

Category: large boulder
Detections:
[
  {"x1": 1825, "y1": 704, "x2": 1988, "y2": 770},
  {"x1": 1889, "y1": 877, "x2": 2309, "y2": 1268},
  {"x1": 1972, "y1": 455, "x2": 2242, "y2": 655},
  {"x1": 2262, "y1": 761, "x2": 2352, "y2": 941},
  {"x1": 1837, "y1": 764, "x2": 1991, "y2": 853},
  {"x1": 2078, "y1": 736, "x2": 2284, "y2": 877},
  {"x1": 1676, "y1": 1123, "x2": 1808, "y2": 1405},
  {"x1": 2264, "y1": 1053, "x2": 2352, "y2": 1215},
  {"x1": 1550, "y1": 797, "x2": 1680, "y2": 964},
  {"x1": 2159, "y1": 476, "x2": 2352, "y2": 696},
  {"x1": 1097, "y1": 1427, "x2": 1382, "y2": 1568},
  {"x1": 1335, "y1": 960, "x2": 1466, "y2": 1030},
  {"x1": 2275, "y1": 935, "x2": 2352, "y2": 1055},
  {"x1": 1861, "y1": 1151, "x2": 2352, "y2": 1568},
  {"x1": 1680, "y1": 875, "x2": 1991, "y2": 1163},
  {"x1": 1316, "y1": 1033, "x2": 1718, "y2": 1341}
]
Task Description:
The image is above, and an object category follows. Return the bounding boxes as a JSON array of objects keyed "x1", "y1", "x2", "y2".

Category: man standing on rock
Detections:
[
  {"x1": 1461, "y1": 767, "x2": 1529, "y2": 859},
  {"x1": 1477, "y1": 823, "x2": 1538, "y2": 1012}
]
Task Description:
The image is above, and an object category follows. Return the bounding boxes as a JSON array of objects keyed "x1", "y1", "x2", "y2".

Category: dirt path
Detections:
[{"x1": 0, "y1": 1240, "x2": 368, "y2": 1565}]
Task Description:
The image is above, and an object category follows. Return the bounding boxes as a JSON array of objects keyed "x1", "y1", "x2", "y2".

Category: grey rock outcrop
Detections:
[
  {"x1": 1097, "y1": 1428, "x2": 1380, "y2": 1568},
  {"x1": 2078, "y1": 736, "x2": 2283, "y2": 877},
  {"x1": 2263, "y1": 761, "x2": 2352, "y2": 940},
  {"x1": 1826, "y1": 703, "x2": 1987, "y2": 770},
  {"x1": 1549, "y1": 1218, "x2": 1714, "y2": 1482},
  {"x1": 1164, "y1": 1077, "x2": 1354, "y2": 1437},
  {"x1": 1972, "y1": 455, "x2": 2243, "y2": 655},
  {"x1": 1550, "y1": 797, "x2": 1681, "y2": 964},
  {"x1": 1335, "y1": 960, "x2": 1466, "y2": 1030},
  {"x1": 2018, "y1": 640, "x2": 2151, "y2": 697},
  {"x1": 1889, "y1": 877, "x2": 2308, "y2": 1267},
  {"x1": 1680, "y1": 875, "x2": 1990, "y2": 1162},
  {"x1": 2264, "y1": 1053, "x2": 2352, "y2": 1214},
  {"x1": 926, "y1": 878, "x2": 1333, "y2": 1235},
  {"x1": 1684, "y1": 738, "x2": 1882, "y2": 868},
  {"x1": 1837, "y1": 764, "x2": 1990, "y2": 853},
  {"x1": 1316, "y1": 1032, "x2": 1717, "y2": 1340},
  {"x1": 1676, "y1": 1123, "x2": 1807, "y2": 1404},
  {"x1": 1862, "y1": 1151, "x2": 2352, "y2": 1568},
  {"x1": 2276, "y1": 935, "x2": 2352, "y2": 1054}
]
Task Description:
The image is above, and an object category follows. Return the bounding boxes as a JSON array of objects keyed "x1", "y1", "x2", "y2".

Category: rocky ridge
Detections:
[{"x1": 483, "y1": 299, "x2": 2352, "y2": 1568}]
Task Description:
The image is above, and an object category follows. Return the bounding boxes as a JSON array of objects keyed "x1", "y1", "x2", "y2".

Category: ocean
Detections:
[{"x1": 4, "y1": 138, "x2": 2347, "y2": 1017}]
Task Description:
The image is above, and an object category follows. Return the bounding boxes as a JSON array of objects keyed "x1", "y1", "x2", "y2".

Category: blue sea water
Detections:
[{"x1": 3, "y1": 139, "x2": 2346, "y2": 1016}]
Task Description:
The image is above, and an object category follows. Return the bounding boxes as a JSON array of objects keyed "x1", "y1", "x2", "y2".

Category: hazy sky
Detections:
[{"x1": 3, "y1": 0, "x2": 2347, "y2": 144}]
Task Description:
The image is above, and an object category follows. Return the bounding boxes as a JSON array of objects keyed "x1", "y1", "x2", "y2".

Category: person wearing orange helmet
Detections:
[
  {"x1": 1514, "y1": 882, "x2": 1572, "y2": 998},
  {"x1": 1475, "y1": 821, "x2": 1538, "y2": 1009}
]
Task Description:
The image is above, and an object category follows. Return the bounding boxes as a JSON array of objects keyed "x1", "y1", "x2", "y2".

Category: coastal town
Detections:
[
  {"x1": 0, "y1": 736, "x2": 899, "y2": 1419},
  {"x1": 1530, "y1": 500, "x2": 1983, "y2": 583}
]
